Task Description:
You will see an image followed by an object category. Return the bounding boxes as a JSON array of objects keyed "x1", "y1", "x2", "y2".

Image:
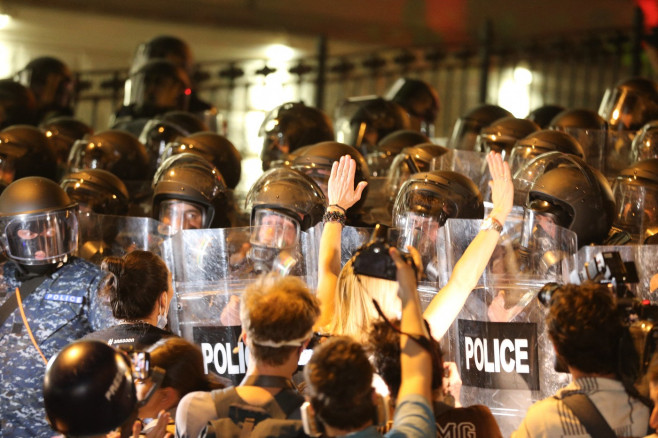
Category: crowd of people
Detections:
[{"x1": 2, "y1": 33, "x2": 658, "y2": 438}]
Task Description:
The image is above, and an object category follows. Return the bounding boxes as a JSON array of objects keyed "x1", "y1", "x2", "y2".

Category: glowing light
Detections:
[
  {"x1": 0, "y1": 14, "x2": 11, "y2": 30},
  {"x1": 265, "y1": 44, "x2": 295, "y2": 62},
  {"x1": 612, "y1": 109, "x2": 620, "y2": 121},
  {"x1": 513, "y1": 66, "x2": 533, "y2": 85}
]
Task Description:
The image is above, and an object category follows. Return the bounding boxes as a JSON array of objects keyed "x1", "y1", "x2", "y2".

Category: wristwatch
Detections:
[{"x1": 480, "y1": 215, "x2": 503, "y2": 233}]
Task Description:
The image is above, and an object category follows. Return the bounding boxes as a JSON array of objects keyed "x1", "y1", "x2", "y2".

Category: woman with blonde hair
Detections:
[{"x1": 317, "y1": 151, "x2": 513, "y2": 341}]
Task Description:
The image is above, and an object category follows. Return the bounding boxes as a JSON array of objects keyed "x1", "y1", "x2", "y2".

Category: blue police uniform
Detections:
[{"x1": 0, "y1": 257, "x2": 117, "y2": 437}]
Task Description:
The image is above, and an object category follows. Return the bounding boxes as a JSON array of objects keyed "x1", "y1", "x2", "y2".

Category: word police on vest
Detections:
[{"x1": 201, "y1": 341, "x2": 250, "y2": 375}]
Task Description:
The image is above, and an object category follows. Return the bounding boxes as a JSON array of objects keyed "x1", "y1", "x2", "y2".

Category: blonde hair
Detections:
[{"x1": 326, "y1": 258, "x2": 400, "y2": 343}]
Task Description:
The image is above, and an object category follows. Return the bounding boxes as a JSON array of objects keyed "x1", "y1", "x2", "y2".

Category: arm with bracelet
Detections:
[
  {"x1": 316, "y1": 155, "x2": 367, "y2": 330},
  {"x1": 424, "y1": 151, "x2": 514, "y2": 339}
]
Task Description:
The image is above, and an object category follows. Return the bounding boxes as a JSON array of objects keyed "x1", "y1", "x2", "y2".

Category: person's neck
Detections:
[
  {"x1": 243, "y1": 359, "x2": 296, "y2": 382},
  {"x1": 569, "y1": 366, "x2": 616, "y2": 380},
  {"x1": 324, "y1": 420, "x2": 373, "y2": 437},
  {"x1": 123, "y1": 309, "x2": 158, "y2": 326}
]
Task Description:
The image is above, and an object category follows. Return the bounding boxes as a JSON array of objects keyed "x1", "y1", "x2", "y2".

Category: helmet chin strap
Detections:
[{"x1": 15, "y1": 260, "x2": 61, "y2": 281}]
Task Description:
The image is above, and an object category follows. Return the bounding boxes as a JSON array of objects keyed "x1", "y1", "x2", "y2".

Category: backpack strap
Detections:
[
  {"x1": 0, "y1": 275, "x2": 46, "y2": 327},
  {"x1": 561, "y1": 393, "x2": 617, "y2": 438}
]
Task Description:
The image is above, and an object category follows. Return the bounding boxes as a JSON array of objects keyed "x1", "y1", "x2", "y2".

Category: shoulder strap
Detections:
[
  {"x1": 0, "y1": 275, "x2": 46, "y2": 327},
  {"x1": 561, "y1": 393, "x2": 617, "y2": 438}
]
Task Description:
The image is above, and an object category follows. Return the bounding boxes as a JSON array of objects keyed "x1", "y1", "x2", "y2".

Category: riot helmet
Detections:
[
  {"x1": 68, "y1": 130, "x2": 150, "y2": 182},
  {"x1": 599, "y1": 76, "x2": 658, "y2": 132},
  {"x1": 43, "y1": 340, "x2": 137, "y2": 437},
  {"x1": 131, "y1": 35, "x2": 193, "y2": 75},
  {"x1": 60, "y1": 168, "x2": 130, "y2": 215},
  {"x1": 548, "y1": 108, "x2": 607, "y2": 171},
  {"x1": 522, "y1": 152, "x2": 615, "y2": 246},
  {"x1": 386, "y1": 78, "x2": 440, "y2": 136},
  {"x1": 335, "y1": 97, "x2": 411, "y2": 155},
  {"x1": 525, "y1": 104, "x2": 565, "y2": 129},
  {"x1": 245, "y1": 167, "x2": 325, "y2": 273},
  {"x1": 475, "y1": 116, "x2": 540, "y2": 158},
  {"x1": 0, "y1": 177, "x2": 78, "y2": 266},
  {"x1": 123, "y1": 59, "x2": 191, "y2": 119},
  {"x1": 0, "y1": 124, "x2": 58, "y2": 184},
  {"x1": 161, "y1": 131, "x2": 241, "y2": 189},
  {"x1": 0, "y1": 79, "x2": 38, "y2": 128},
  {"x1": 258, "y1": 102, "x2": 334, "y2": 171},
  {"x1": 448, "y1": 104, "x2": 513, "y2": 151},
  {"x1": 15, "y1": 56, "x2": 75, "y2": 121},
  {"x1": 386, "y1": 143, "x2": 449, "y2": 203},
  {"x1": 611, "y1": 159, "x2": 658, "y2": 243},
  {"x1": 291, "y1": 141, "x2": 370, "y2": 216},
  {"x1": 508, "y1": 129, "x2": 586, "y2": 175},
  {"x1": 393, "y1": 170, "x2": 483, "y2": 265},
  {"x1": 138, "y1": 110, "x2": 208, "y2": 174},
  {"x1": 40, "y1": 116, "x2": 94, "y2": 171},
  {"x1": 630, "y1": 121, "x2": 658, "y2": 163},
  {"x1": 367, "y1": 129, "x2": 430, "y2": 176},
  {"x1": 152, "y1": 153, "x2": 228, "y2": 230}
]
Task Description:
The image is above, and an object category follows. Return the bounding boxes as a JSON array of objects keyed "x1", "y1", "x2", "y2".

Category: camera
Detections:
[{"x1": 352, "y1": 224, "x2": 416, "y2": 281}]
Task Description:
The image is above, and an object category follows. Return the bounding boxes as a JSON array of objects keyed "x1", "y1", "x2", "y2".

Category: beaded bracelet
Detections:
[{"x1": 323, "y1": 210, "x2": 346, "y2": 226}]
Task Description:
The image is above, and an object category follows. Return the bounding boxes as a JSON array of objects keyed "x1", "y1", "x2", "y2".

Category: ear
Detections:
[
  {"x1": 160, "y1": 386, "x2": 180, "y2": 408},
  {"x1": 159, "y1": 291, "x2": 168, "y2": 308}
]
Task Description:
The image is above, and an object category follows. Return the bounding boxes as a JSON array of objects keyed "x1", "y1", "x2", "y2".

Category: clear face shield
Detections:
[
  {"x1": 630, "y1": 123, "x2": 658, "y2": 163},
  {"x1": 249, "y1": 209, "x2": 301, "y2": 274},
  {"x1": 158, "y1": 199, "x2": 206, "y2": 232},
  {"x1": 396, "y1": 212, "x2": 441, "y2": 258},
  {"x1": 258, "y1": 115, "x2": 287, "y2": 170},
  {"x1": 519, "y1": 202, "x2": 571, "y2": 274},
  {"x1": 474, "y1": 132, "x2": 516, "y2": 160},
  {"x1": 612, "y1": 180, "x2": 658, "y2": 243},
  {"x1": 448, "y1": 118, "x2": 480, "y2": 151},
  {"x1": 139, "y1": 119, "x2": 186, "y2": 170},
  {"x1": 1, "y1": 208, "x2": 78, "y2": 265},
  {"x1": 552, "y1": 126, "x2": 607, "y2": 171}
]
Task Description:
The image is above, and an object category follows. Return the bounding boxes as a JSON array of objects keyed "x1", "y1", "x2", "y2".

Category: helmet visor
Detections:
[
  {"x1": 393, "y1": 187, "x2": 456, "y2": 226},
  {"x1": 2, "y1": 208, "x2": 78, "y2": 265},
  {"x1": 612, "y1": 180, "x2": 658, "y2": 242},
  {"x1": 250, "y1": 209, "x2": 300, "y2": 249},
  {"x1": 158, "y1": 199, "x2": 206, "y2": 231}
]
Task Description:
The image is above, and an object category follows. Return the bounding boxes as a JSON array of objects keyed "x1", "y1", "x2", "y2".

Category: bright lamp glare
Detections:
[
  {"x1": 514, "y1": 67, "x2": 533, "y2": 85},
  {"x1": 265, "y1": 44, "x2": 295, "y2": 62},
  {"x1": 0, "y1": 14, "x2": 10, "y2": 29}
]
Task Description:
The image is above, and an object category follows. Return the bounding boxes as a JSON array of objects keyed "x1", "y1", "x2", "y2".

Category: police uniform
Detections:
[{"x1": 0, "y1": 257, "x2": 117, "y2": 437}]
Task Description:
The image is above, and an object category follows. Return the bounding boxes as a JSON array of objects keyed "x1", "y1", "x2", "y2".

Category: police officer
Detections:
[
  {"x1": 448, "y1": 104, "x2": 512, "y2": 151},
  {"x1": 0, "y1": 177, "x2": 116, "y2": 437}
]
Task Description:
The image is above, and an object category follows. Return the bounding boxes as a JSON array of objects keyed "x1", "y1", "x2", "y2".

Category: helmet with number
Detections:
[
  {"x1": 367, "y1": 129, "x2": 430, "y2": 177},
  {"x1": 152, "y1": 153, "x2": 228, "y2": 230},
  {"x1": 630, "y1": 121, "x2": 658, "y2": 163},
  {"x1": 548, "y1": 108, "x2": 607, "y2": 171},
  {"x1": 60, "y1": 168, "x2": 129, "y2": 215},
  {"x1": 291, "y1": 141, "x2": 370, "y2": 216},
  {"x1": 393, "y1": 170, "x2": 483, "y2": 258},
  {"x1": 162, "y1": 132, "x2": 241, "y2": 189},
  {"x1": 40, "y1": 116, "x2": 94, "y2": 168},
  {"x1": 123, "y1": 59, "x2": 191, "y2": 119},
  {"x1": 386, "y1": 143, "x2": 449, "y2": 202},
  {"x1": 68, "y1": 130, "x2": 150, "y2": 182},
  {"x1": 599, "y1": 77, "x2": 658, "y2": 132},
  {"x1": 448, "y1": 104, "x2": 513, "y2": 151},
  {"x1": 258, "y1": 102, "x2": 334, "y2": 171},
  {"x1": 509, "y1": 129, "x2": 586, "y2": 175},
  {"x1": 525, "y1": 104, "x2": 565, "y2": 129},
  {"x1": 611, "y1": 159, "x2": 658, "y2": 243},
  {"x1": 523, "y1": 152, "x2": 614, "y2": 246},
  {"x1": 386, "y1": 78, "x2": 440, "y2": 136},
  {"x1": 0, "y1": 176, "x2": 78, "y2": 266},
  {"x1": 0, "y1": 79, "x2": 38, "y2": 129},
  {"x1": 0, "y1": 125, "x2": 58, "y2": 184},
  {"x1": 475, "y1": 116, "x2": 540, "y2": 158},
  {"x1": 15, "y1": 56, "x2": 75, "y2": 121},
  {"x1": 138, "y1": 110, "x2": 208, "y2": 174},
  {"x1": 341, "y1": 97, "x2": 411, "y2": 155},
  {"x1": 43, "y1": 340, "x2": 137, "y2": 437}
]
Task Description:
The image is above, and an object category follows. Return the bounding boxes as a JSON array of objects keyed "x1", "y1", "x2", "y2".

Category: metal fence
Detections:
[{"x1": 74, "y1": 23, "x2": 650, "y2": 153}]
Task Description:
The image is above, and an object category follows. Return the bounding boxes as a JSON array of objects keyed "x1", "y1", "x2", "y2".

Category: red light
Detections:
[
  {"x1": 642, "y1": 299, "x2": 651, "y2": 305},
  {"x1": 185, "y1": 88, "x2": 192, "y2": 96}
]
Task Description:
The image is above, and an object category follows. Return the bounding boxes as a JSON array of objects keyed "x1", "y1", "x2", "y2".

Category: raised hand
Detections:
[
  {"x1": 486, "y1": 151, "x2": 513, "y2": 221},
  {"x1": 328, "y1": 155, "x2": 368, "y2": 210}
]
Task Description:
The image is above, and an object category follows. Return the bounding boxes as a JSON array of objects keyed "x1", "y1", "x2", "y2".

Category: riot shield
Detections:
[
  {"x1": 433, "y1": 216, "x2": 577, "y2": 437},
  {"x1": 340, "y1": 225, "x2": 374, "y2": 267},
  {"x1": 361, "y1": 176, "x2": 392, "y2": 226},
  {"x1": 605, "y1": 131, "x2": 634, "y2": 181},
  {"x1": 431, "y1": 149, "x2": 491, "y2": 201},
  {"x1": 167, "y1": 225, "x2": 320, "y2": 385},
  {"x1": 77, "y1": 212, "x2": 172, "y2": 265}
]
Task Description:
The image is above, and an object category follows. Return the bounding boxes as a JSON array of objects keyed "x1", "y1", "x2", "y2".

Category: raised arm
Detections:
[
  {"x1": 315, "y1": 155, "x2": 367, "y2": 329},
  {"x1": 423, "y1": 151, "x2": 513, "y2": 339},
  {"x1": 390, "y1": 246, "x2": 432, "y2": 404}
]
